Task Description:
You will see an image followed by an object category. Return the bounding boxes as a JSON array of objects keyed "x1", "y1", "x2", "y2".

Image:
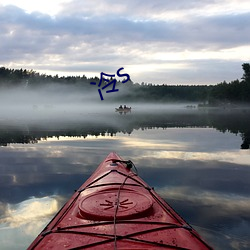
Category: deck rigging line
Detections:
[{"x1": 112, "y1": 160, "x2": 137, "y2": 249}]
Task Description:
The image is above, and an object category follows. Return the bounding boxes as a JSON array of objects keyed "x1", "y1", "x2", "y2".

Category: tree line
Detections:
[
  {"x1": 1, "y1": 108, "x2": 249, "y2": 149},
  {"x1": 0, "y1": 63, "x2": 249, "y2": 104},
  {"x1": 208, "y1": 63, "x2": 250, "y2": 105}
]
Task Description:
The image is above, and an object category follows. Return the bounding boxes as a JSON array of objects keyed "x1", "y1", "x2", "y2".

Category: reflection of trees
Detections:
[
  {"x1": 201, "y1": 109, "x2": 250, "y2": 149},
  {"x1": 0, "y1": 131, "x2": 38, "y2": 146},
  {"x1": 0, "y1": 109, "x2": 250, "y2": 149},
  {"x1": 241, "y1": 134, "x2": 250, "y2": 149}
]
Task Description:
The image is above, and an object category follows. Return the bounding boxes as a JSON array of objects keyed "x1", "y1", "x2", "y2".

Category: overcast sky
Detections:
[{"x1": 0, "y1": 0, "x2": 250, "y2": 84}]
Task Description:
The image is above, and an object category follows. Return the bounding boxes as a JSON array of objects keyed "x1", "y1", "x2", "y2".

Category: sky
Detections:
[{"x1": 0, "y1": 0, "x2": 250, "y2": 85}]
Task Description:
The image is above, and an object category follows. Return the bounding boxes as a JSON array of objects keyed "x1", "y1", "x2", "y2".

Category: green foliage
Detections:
[
  {"x1": 0, "y1": 67, "x2": 92, "y2": 88},
  {"x1": 0, "y1": 63, "x2": 250, "y2": 104},
  {"x1": 242, "y1": 63, "x2": 250, "y2": 82},
  {"x1": 208, "y1": 63, "x2": 250, "y2": 104}
]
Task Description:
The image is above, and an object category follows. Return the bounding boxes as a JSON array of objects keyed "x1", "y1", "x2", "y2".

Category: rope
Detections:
[{"x1": 113, "y1": 160, "x2": 137, "y2": 249}]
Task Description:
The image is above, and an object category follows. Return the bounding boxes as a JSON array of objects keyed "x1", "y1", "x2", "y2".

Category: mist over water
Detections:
[
  {"x1": 0, "y1": 84, "x2": 198, "y2": 126},
  {"x1": 0, "y1": 84, "x2": 250, "y2": 249},
  {"x1": 0, "y1": 85, "x2": 250, "y2": 149},
  {"x1": 0, "y1": 85, "x2": 109, "y2": 121}
]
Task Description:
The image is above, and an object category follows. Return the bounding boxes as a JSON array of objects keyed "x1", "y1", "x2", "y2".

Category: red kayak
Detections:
[{"x1": 28, "y1": 152, "x2": 213, "y2": 249}]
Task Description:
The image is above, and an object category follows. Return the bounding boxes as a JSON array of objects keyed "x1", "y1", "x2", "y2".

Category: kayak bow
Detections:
[{"x1": 28, "y1": 152, "x2": 213, "y2": 249}]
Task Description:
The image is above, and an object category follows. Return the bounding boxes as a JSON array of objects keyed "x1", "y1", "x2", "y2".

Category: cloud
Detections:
[
  {"x1": 0, "y1": 1, "x2": 250, "y2": 83},
  {"x1": 58, "y1": 0, "x2": 243, "y2": 20}
]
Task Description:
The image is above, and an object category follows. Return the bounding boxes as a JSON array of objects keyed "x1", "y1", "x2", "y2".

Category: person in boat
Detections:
[
  {"x1": 124, "y1": 105, "x2": 127, "y2": 109},
  {"x1": 119, "y1": 105, "x2": 123, "y2": 109}
]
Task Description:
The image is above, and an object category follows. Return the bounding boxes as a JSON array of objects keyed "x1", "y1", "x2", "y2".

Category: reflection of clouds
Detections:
[
  {"x1": 157, "y1": 186, "x2": 250, "y2": 249},
  {"x1": 118, "y1": 129, "x2": 188, "y2": 151},
  {"x1": 0, "y1": 196, "x2": 61, "y2": 250},
  {"x1": 0, "y1": 127, "x2": 249, "y2": 249},
  {"x1": 117, "y1": 127, "x2": 243, "y2": 152},
  {"x1": 154, "y1": 150, "x2": 250, "y2": 166},
  {"x1": 194, "y1": 223, "x2": 250, "y2": 250},
  {"x1": 43, "y1": 135, "x2": 116, "y2": 142},
  {"x1": 5, "y1": 128, "x2": 246, "y2": 170},
  {"x1": 120, "y1": 138, "x2": 185, "y2": 150},
  {"x1": 0, "y1": 196, "x2": 59, "y2": 230},
  {"x1": 157, "y1": 186, "x2": 250, "y2": 216},
  {"x1": 0, "y1": 202, "x2": 7, "y2": 218}
]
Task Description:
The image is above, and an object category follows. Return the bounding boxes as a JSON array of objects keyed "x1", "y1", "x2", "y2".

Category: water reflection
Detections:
[
  {"x1": 0, "y1": 107, "x2": 250, "y2": 149},
  {"x1": 0, "y1": 196, "x2": 62, "y2": 250},
  {"x1": 0, "y1": 108, "x2": 250, "y2": 249},
  {"x1": 1, "y1": 196, "x2": 59, "y2": 228}
]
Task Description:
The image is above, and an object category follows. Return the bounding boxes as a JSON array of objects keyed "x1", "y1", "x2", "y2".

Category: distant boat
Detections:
[{"x1": 115, "y1": 106, "x2": 132, "y2": 113}]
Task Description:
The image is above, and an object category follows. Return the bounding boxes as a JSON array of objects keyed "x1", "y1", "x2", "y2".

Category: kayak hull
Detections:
[{"x1": 28, "y1": 152, "x2": 213, "y2": 249}]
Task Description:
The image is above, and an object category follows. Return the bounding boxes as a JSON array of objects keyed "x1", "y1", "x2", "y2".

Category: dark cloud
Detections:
[
  {"x1": 0, "y1": 9, "x2": 243, "y2": 45},
  {"x1": 0, "y1": 1, "x2": 249, "y2": 83},
  {"x1": 1, "y1": 3, "x2": 249, "y2": 47},
  {"x1": 184, "y1": 13, "x2": 250, "y2": 49}
]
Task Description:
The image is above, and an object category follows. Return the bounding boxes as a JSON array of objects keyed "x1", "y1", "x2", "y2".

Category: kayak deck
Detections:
[{"x1": 28, "y1": 152, "x2": 213, "y2": 249}]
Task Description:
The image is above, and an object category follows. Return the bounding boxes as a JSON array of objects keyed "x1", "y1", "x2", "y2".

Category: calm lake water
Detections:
[{"x1": 0, "y1": 104, "x2": 250, "y2": 249}]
